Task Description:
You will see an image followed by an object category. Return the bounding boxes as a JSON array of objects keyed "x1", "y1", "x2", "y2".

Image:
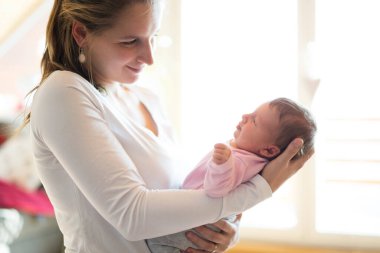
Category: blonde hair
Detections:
[{"x1": 21, "y1": 0, "x2": 160, "y2": 129}]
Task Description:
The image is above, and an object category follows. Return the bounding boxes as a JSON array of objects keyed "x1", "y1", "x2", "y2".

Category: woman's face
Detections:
[{"x1": 87, "y1": 3, "x2": 162, "y2": 85}]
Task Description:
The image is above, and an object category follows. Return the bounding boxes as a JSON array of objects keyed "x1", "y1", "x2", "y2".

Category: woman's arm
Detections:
[{"x1": 31, "y1": 76, "x2": 272, "y2": 241}]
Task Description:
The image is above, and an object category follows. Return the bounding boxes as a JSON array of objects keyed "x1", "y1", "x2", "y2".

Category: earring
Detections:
[{"x1": 78, "y1": 48, "x2": 86, "y2": 63}]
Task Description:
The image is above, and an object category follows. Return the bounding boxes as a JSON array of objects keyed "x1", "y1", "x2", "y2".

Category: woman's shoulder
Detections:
[
  {"x1": 34, "y1": 70, "x2": 103, "y2": 110},
  {"x1": 37, "y1": 71, "x2": 99, "y2": 98},
  {"x1": 42, "y1": 70, "x2": 91, "y2": 89}
]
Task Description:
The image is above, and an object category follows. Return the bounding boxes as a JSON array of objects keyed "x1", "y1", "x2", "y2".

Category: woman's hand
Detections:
[
  {"x1": 261, "y1": 138, "x2": 314, "y2": 192},
  {"x1": 183, "y1": 214, "x2": 242, "y2": 253}
]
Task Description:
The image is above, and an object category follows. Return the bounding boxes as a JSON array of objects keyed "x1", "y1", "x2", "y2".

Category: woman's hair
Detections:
[
  {"x1": 42, "y1": 0, "x2": 159, "y2": 86},
  {"x1": 21, "y1": 0, "x2": 159, "y2": 128},
  {"x1": 269, "y1": 97, "x2": 317, "y2": 160}
]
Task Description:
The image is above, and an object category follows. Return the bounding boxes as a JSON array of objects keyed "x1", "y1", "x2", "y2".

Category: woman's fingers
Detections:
[
  {"x1": 278, "y1": 138, "x2": 304, "y2": 163},
  {"x1": 184, "y1": 229, "x2": 221, "y2": 252},
  {"x1": 261, "y1": 138, "x2": 314, "y2": 192},
  {"x1": 291, "y1": 147, "x2": 315, "y2": 173},
  {"x1": 184, "y1": 216, "x2": 241, "y2": 253}
]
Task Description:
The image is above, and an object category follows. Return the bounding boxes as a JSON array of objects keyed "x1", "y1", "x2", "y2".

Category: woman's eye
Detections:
[{"x1": 121, "y1": 39, "x2": 137, "y2": 46}]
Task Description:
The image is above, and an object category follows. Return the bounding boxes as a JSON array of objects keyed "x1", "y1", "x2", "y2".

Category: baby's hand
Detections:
[{"x1": 212, "y1": 143, "x2": 231, "y2": 165}]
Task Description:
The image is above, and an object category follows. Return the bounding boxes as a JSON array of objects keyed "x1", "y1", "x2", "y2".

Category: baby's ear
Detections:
[{"x1": 259, "y1": 145, "x2": 281, "y2": 158}]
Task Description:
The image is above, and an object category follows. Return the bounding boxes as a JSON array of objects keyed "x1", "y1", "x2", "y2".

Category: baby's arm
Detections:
[
  {"x1": 212, "y1": 143, "x2": 232, "y2": 164},
  {"x1": 204, "y1": 143, "x2": 240, "y2": 197}
]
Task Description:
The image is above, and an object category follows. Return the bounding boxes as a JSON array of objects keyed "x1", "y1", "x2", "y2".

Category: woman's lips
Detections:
[{"x1": 127, "y1": 66, "x2": 143, "y2": 74}]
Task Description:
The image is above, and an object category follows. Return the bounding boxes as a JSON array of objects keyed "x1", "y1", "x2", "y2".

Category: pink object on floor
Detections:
[
  {"x1": 0, "y1": 135, "x2": 6, "y2": 145},
  {"x1": 0, "y1": 179, "x2": 54, "y2": 216}
]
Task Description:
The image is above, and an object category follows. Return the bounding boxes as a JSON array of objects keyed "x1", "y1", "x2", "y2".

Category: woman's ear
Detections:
[
  {"x1": 259, "y1": 145, "x2": 281, "y2": 159},
  {"x1": 72, "y1": 21, "x2": 88, "y2": 47}
]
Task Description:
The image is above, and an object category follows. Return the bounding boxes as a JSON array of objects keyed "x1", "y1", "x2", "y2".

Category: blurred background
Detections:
[{"x1": 0, "y1": 0, "x2": 379, "y2": 252}]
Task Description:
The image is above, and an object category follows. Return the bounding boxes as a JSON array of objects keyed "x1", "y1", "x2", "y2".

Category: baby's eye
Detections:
[{"x1": 251, "y1": 115, "x2": 257, "y2": 125}]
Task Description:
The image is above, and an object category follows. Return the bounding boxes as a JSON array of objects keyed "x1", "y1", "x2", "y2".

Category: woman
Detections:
[{"x1": 26, "y1": 0, "x2": 313, "y2": 252}]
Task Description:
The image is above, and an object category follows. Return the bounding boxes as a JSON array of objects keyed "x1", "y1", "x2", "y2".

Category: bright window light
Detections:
[
  {"x1": 314, "y1": 0, "x2": 380, "y2": 237},
  {"x1": 180, "y1": 0, "x2": 298, "y2": 229}
]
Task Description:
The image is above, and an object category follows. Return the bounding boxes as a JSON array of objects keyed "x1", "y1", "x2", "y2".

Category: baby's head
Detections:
[
  {"x1": 269, "y1": 98, "x2": 316, "y2": 160},
  {"x1": 232, "y1": 97, "x2": 316, "y2": 160}
]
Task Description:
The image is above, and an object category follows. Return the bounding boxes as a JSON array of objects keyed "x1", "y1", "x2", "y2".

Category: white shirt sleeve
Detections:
[{"x1": 31, "y1": 72, "x2": 272, "y2": 241}]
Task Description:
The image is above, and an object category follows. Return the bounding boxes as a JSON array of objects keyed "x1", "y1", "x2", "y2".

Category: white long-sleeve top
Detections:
[{"x1": 30, "y1": 71, "x2": 272, "y2": 253}]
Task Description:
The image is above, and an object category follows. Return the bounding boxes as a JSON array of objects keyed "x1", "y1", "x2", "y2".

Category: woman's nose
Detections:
[{"x1": 138, "y1": 41, "x2": 154, "y2": 65}]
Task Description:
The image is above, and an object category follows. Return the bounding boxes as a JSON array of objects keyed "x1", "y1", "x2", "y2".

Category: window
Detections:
[
  {"x1": 314, "y1": 0, "x2": 380, "y2": 238},
  {"x1": 178, "y1": 0, "x2": 380, "y2": 250},
  {"x1": 180, "y1": 0, "x2": 298, "y2": 169},
  {"x1": 180, "y1": 0, "x2": 300, "y2": 231}
]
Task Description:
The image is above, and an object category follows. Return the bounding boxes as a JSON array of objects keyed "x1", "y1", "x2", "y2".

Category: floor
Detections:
[{"x1": 227, "y1": 242, "x2": 380, "y2": 253}]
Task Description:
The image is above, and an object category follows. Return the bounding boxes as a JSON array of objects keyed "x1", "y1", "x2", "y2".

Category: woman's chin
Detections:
[{"x1": 120, "y1": 75, "x2": 140, "y2": 84}]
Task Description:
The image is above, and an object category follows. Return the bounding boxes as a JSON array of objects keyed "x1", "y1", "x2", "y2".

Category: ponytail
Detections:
[
  {"x1": 20, "y1": 0, "x2": 86, "y2": 130},
  {"x1": 41, "y1": 0, "x2": 65, "y2": 80},
  {"x1": 42, "y1": 0, "x2": 89, "y2": 82}
]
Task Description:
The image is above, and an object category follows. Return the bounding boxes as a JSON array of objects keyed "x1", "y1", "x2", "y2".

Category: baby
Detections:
[{"x1": 147, "y1": 97, "x2": 317, "y2": 253}]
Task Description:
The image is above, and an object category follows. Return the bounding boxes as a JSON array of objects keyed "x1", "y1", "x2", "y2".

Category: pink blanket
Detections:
[{"x1": 0, "y1": 179, "x2": 54, "y2": 216}]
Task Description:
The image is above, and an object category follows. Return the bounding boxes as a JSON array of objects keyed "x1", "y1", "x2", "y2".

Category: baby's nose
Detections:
[{"x1": 241, "y1": 114, "x2": 250, "y2": 122}]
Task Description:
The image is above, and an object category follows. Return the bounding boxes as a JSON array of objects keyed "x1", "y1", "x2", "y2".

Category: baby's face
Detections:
[{"x1": 233, "y1": 103, "x2": 280, "y2": 154}]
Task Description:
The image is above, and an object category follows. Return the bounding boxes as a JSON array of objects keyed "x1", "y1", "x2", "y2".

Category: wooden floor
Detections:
[{"x1": 227, "y1": 242, "x2": 380, "y2": 253}]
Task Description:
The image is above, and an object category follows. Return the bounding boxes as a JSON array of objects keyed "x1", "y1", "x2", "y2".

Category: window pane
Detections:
[
  {"x1": 314, "y1": 0, "x2": 380, "y2": 237},
  {"x1": 180, "y1": 0, "x2": 298, "y2": 229}
]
